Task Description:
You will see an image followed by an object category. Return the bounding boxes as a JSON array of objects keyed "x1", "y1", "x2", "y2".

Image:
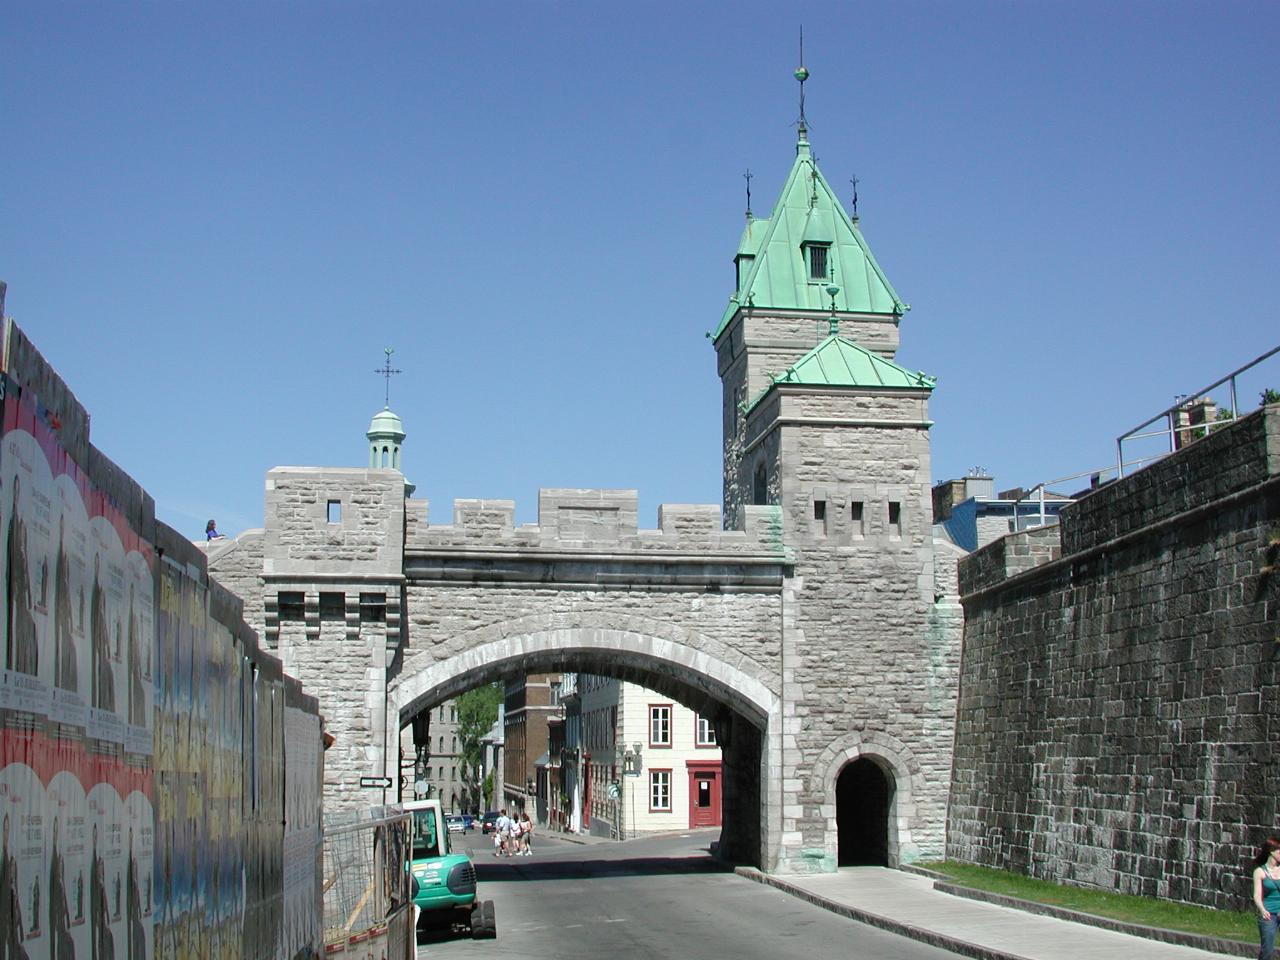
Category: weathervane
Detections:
[
  {"x1": 849, "y1": 174, "x2": 860, "y2": 220},
  {"x1": 374, "y1": 347, "x2": 402, "y2": 408},
  {"x1": 744, "y1": 169, "x2": 754, "y2": 218}
]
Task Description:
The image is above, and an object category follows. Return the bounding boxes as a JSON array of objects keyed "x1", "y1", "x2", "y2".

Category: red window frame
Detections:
[
  {"x1": 648, "y1": 768, "x2": 673, "y2": 812},
  {"x1": 648, "y1": 703, "x2": 673, "y2": 748},
  {"x1": 693, "y1": 714, "x2": 717, "y2": 748}
]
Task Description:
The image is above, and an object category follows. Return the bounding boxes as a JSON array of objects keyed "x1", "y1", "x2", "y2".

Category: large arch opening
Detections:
[
  {"x1": 836, "y1": 756, "x2": 892, "y2": 866},
  {"x1": 389, "y1": 629, "x2": 779, "y2": 870}
]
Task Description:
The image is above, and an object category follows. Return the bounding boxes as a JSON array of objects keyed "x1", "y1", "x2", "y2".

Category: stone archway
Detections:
[
  {"x1": 836, "y1": 757, "x2": 892, "y2": 865},
  {"x1": 388, "y1": 622, "x2": 783, "y2": 869},
  {"x1": 815, "y1": 730, "x2": 927, "y2": 867}
]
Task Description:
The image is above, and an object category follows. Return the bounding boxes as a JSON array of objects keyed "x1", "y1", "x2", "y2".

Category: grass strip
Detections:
[{"x1": 916, "y1": 860, "x2": 1256, "y2": 944}]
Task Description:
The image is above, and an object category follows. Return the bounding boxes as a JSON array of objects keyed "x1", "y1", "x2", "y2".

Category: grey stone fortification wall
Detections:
[{"x1": 949, "y1": 405, "x2": 1280, "y2": 909}]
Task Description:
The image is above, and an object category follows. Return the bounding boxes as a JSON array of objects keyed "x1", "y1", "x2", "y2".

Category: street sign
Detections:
[
  {"x1": 414, "y1": 779, "x2": 430, "y2": 796},
  {"x1": 359, "y1": 776, "x2": 393, "y2": 789}
]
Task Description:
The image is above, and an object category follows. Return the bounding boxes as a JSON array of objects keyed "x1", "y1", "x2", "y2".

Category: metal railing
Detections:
[{"x1": 1115, "y1": 344, "x2": 1280, "y2": 479}]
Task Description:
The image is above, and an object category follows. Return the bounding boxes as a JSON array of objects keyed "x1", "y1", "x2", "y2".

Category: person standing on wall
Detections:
[{"x1": 1252, "y1": 837, "x2": 1280, "y2": 960}]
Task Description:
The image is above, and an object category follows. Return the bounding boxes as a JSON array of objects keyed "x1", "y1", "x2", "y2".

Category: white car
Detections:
[{"x1": 445, "y1": 814, "x2": 466, "y2": 834}]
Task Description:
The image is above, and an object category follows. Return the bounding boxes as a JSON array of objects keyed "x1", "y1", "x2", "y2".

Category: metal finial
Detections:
[
  {"x1": 794, "y1": 27, "x2": 809, "y2": 131},
  {"x1": 374, "y1": 347, "x2": 402, "y2": 408},
  {"x1": 849, "y1": 175, "x2": 860, "y2": 220},
  {"x1": 826, "y1": 284, "x2": 840, "y2": 335},
  {"x1": 744, "y1": 169, "x2": 754, "y2": 219}
]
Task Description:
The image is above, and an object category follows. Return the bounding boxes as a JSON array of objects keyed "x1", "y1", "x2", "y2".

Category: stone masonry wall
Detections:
[
  {"x1": 949, "y1": 406, "x2": 1280, "y2": 908},
  {"x1": 773, "y1": 389, "x2": 960, "y2": 868}
]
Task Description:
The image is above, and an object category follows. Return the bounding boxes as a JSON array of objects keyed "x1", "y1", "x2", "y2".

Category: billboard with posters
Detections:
[
  {"x1": 0, "y1": 370, "x2": 155, "y2": 960},
  {"x1": 0, "y1": 320, "x2": 324, "y2": 960}
]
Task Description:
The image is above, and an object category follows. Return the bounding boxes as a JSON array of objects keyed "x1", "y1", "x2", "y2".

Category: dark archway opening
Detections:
[{"x1": 837, "y1": 757, "x2": 891, "y2": 866}]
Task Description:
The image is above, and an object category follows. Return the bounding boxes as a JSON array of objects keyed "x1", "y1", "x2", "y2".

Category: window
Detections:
[
  {"x1": 277, "y1": 592, "x2": 304, "y2": 622},
  {"x1": 888, "y1": 501, "x2": 902, "y2": 538},
  {"x1": 359, "y1": 592, "x2": 386, "y2": 623},
  {"x1": 425, "y1": 766, "x2": 432, "y2": 780},
  {"x1": 649, "y1": 705, "x2": 672, "y2": 747},
  {"x1": 807, "y1": 243, "x2": 829, "y2": 281},
  {"x1": 752, "y1": 462, "x2": 768, "y2": 506},
  {"x1": 850, "y1": 501, "x2": 865, "y2": 538},
  {"x1": 326, "y1": 499, "x2": 342, "y2": 523},
  {"x1": 452, "y1": 736, "x2": 457, "y2": 752},
  {"x1": 318, "y1": 592, "x2": 345, "y2": 621},
  {"x1": 813, "y1": 497, "x2": 827, "y2": 536},
  {"x1": 695, "y1": 715, "x2": 717, "y2": 747},
  {"x1": 649, "y1": 770, "x2": 672, "y2": 812}
]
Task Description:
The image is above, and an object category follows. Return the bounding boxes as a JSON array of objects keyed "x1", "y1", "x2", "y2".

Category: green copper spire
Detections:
[{"x1": 715, "y1": 73, "x2": 907, "y2": 341}]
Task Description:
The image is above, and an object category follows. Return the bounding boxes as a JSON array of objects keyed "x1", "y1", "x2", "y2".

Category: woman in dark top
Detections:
[{"x1": 1252, "y1": 837, "x2": 1280, "y2": 959}]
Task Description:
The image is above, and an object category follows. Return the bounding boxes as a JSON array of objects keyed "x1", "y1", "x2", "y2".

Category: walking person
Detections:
[
  {"x1": 1253, "y1": 837, "x2": 1280, "y2": 959},
  {"x1": 520, "y1": 811, "x2": 534, "y2": 856},
  {"x1": 494, "y1": 810, "x2": 511, "y2": 857}
]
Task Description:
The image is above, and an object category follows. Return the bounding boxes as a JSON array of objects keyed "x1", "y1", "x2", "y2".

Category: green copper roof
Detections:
[
  {"x1": 745, "y1": 333, "x2": 935, "y2": 413},
  {"x1": 715, "y1": 131, "x2": 906, "y2": 340},
  {"x1": 367, "y1": 406, "x2": 405, "y2": 439}
]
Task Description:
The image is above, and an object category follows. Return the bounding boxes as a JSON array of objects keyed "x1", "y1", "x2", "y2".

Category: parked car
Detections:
[
  {"x1": 445, "y1": 814, "x2": 465, "y2": 834},
  {"x1": 480, "y1": 811, "x2": 499, "y2": 834}
]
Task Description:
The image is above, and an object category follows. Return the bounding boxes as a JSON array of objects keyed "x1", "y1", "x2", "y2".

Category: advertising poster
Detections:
[{"x1": 0, "y1": 374, "x2": 155, "y2": 960}]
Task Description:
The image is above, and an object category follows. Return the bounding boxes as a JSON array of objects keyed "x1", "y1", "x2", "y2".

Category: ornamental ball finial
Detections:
[{"x1": 794, "y1": 65, "x2": 809, "y2": 82}]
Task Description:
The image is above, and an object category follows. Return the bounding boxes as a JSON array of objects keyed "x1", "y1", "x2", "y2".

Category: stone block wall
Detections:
[{"x1": 949, "y1": 406, "x2": 1280, "y2": 908}]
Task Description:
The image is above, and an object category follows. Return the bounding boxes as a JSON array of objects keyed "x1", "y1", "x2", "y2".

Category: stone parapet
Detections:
[
  {"x1": 957, "y1": 525, "x2": 1063, "y2": 596},
  {"x1": 403, "y1": 488, "x2": 789, "y2": 560},
  {"x1": 1061, "y1": 405, "x2": 1279, "y2": 555}
]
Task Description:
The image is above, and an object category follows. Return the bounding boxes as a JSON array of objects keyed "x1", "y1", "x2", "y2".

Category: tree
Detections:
[
  {"x1": 456, "y1": 683, "x2": 502, "y2": 813},
  {"x1": 1263, "y1": 388, "x2": 1280, "y2": 406}
]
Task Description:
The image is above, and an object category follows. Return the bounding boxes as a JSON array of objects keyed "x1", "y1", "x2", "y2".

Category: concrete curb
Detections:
[
  {"x1": 734, "y1": 866, "x2": 1249, "y2": 960},
  {"x1": 734, "y1": 867, "x2": 1032, "y2": 960},
  {"x1": 932, "y1": 881, "x2": 1252, "y2": 958}
]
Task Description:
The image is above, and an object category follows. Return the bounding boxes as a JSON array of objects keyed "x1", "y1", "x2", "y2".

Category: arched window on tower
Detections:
[
  {"x1": 753, "y1": 462, "x2": 768, "y2": 506},
  {"x1": 392, "y1": 447, "x2": 400, "y2": 469},
  {"x1": 381, "y1": 446, "x2": 389, "y2": 467}
]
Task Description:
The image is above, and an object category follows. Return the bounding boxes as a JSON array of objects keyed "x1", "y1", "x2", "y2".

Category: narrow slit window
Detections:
[
  {"x1": 753, "y1": 462, "x2": 768, "y2": 506},
  {"x1": 888, "y1": 501, "x2": 902, "y2": 538},
  {"x1": 327, "y1": 500, "x2": 342, "y2": 523},
  {"x1": 850, "y1": 501, "x2": 865, "y2": 537},
  {"x1": 813, "y1": 498, "x2": 828, "y2": 537},
  {"x1": 359, "y1": 592, "x2": 386, "y2": 623}
]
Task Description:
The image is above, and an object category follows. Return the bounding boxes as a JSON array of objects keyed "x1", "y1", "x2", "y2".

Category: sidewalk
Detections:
[{"x1": 736, "y1": 866, "x2": 1249, "y2": 960}]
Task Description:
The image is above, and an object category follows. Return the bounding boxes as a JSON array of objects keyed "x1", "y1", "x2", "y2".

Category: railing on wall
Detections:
[{"x1": 1116, "y1": 343, "x2": 1280, "y2": 479}]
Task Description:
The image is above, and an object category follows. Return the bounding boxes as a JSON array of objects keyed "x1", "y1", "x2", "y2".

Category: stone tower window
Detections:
[
  {"x1": 753, "y1": 462, "x2": 768, "y2": 506},
  {"x1": 888, "y1": 501, "x2": 902, "y2": 539},
  {"x1": 813, "y1": 498, "x2": 828, "y2": 537},
  {"x1": 327, "y1": 500, "x2": 342, "y2": 523},
  {"x1": 850, "y1": 501, "x2": 865, "y2": 538}
]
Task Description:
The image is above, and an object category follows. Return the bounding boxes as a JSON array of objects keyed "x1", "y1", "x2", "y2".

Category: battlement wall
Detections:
[{"x1": 401, "y1": 487, "x2": 787, "y2": 558}]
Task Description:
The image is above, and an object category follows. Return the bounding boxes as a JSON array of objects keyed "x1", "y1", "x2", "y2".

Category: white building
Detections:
[{"x1": 576, "y1": 674, "x2": 722, "y2": 838}]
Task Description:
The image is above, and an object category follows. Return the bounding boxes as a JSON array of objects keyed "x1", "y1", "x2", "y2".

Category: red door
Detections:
[{"x1": 687, "y1": 763, "x2": 721, "y2": 828}]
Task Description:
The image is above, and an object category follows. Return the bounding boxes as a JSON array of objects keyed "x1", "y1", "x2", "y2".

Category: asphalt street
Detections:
[{"x1": 415, "y1": 828, "x2": 962, "y2": 960}]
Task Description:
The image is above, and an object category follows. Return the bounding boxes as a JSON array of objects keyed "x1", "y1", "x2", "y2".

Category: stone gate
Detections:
[{"x1": 208, "y1": 118, "x2": 965, "y2": 873}]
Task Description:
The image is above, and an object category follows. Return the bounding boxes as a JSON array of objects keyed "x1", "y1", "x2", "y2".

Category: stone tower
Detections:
[{"x1": 713, "y1": 102, "x2": 960, "y2": 869}]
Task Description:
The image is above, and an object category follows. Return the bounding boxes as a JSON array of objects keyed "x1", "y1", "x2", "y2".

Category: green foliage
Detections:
[
  {"x1": 916, "y1": 861, "x2": 1255, "y2": 942},
  {"x1": 456, "y1": 683, "x2": 502, "y2": 812},
  {"x1": 1262, "y1": 387, "x2": 1280, "y2": 405},
  {"x1": 1216, "y1": 407, "x2": 1235, "y2": 421}
]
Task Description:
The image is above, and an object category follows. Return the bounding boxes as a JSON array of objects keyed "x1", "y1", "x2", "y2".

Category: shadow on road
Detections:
[{"x1": 474, "y1": 853, "x2": 733, "y2": 882}]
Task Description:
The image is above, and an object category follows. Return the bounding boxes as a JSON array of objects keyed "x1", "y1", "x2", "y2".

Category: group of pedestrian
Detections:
[{"x1": 492, "y1": 809, "x2": 534, "y2": 857}]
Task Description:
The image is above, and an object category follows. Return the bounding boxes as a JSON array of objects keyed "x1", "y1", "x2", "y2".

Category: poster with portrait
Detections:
[{"x1": 45, "y1": 767, "x2": 89, "y2": 960}]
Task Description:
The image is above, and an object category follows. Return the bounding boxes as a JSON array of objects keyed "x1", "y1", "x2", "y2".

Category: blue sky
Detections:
[{"x1": 3, "y1": 2, "x2": 1278, "y2": 537}]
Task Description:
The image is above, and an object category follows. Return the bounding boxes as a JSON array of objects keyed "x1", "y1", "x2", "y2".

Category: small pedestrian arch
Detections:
[{"x1": 816, "y1": 731, "x2": 926, "y2": 867}]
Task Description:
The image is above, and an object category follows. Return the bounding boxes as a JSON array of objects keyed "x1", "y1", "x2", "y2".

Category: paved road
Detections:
[{"x1": 416, "y1": 828, "x2": 962, "y2": 959}]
